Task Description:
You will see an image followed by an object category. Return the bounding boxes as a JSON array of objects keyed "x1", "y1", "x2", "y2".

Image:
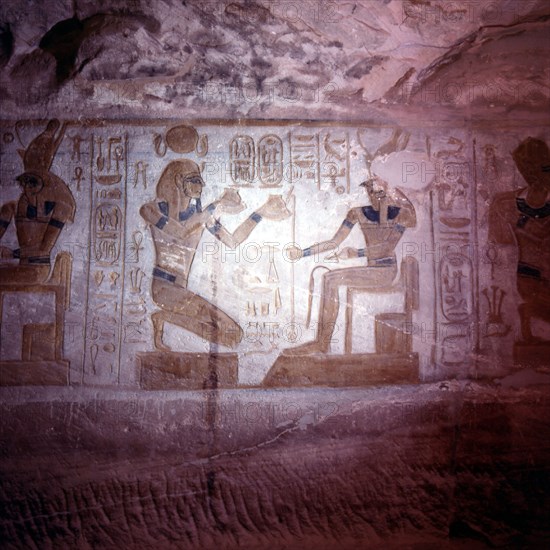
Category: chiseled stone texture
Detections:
[
  {"x1": 0, "y1": 0, "x2": 549, "y2": 119},
  {"x1": 1, "y1": 381, "x2": 550, "y2": 548}
]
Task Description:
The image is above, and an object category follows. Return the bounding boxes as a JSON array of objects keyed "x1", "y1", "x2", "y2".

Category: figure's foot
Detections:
[
  {"x1": 152, "y1": 312, "x2": 172, "y2": 352},
  {"x1": 154, "y1": 337, "x2": 172, "y2": 352},
  {"x1": 282, "y1": 341, "x2": 328, "y2": 356}
]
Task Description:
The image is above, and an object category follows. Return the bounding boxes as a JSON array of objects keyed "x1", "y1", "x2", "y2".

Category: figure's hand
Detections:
[
  {"x1": 286, "y1": 245, "x2": 303, "y2": 261},
  {"x1": 325, "y1": 247, "x2": 358, "y2": 261},
  {"x1": 215, "y1": 189, "x2": 245, "y2": 215},
  {"x1": 256, "y1": 195, "x2": 291, "y2": 221},
  {"x1": 339, "y1": 247, "x2": 359, "y2": 259}
]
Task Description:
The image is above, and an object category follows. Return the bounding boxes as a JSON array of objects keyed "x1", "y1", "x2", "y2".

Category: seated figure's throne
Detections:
[
  {"x1": 0, "y1": 252, "x2": 72, "y2": 386},
  {"x1": 345, "y1": 255, "x2": 419, "y2": 355},
  {"x1": 264, "y1": 256, "x2": 420, "y2": 388}
]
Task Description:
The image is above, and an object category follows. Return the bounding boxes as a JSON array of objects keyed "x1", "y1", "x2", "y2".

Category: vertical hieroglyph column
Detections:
[
  {"x1": 83, "y1": 129, "x2": 128, "y2": 385},
  {"x1": 430, "y1": 132, "x2": 480, "y2": 377}
]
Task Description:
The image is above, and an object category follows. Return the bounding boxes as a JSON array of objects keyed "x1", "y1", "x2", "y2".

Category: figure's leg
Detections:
[
  {"x1": 315, "y1": 269, "x2": 347, "y2": 350},
  {"x1": 282, "y1": 270, "x2": 342, "y2": 355},
  {"x1": 183, "y1": 292, "x2": 243, "y2": 347},
  {"x1": 151, "y1": 280, "x2": 243, "y2": 350},
  {"x1": 285, "y1": 266, "x2": 396, "y2": 355},
  {"x1": 151, "y1": 310, "x2": 170, "y2": 351},
  {"x1": 283, "y1": 270, "x2": 342, "y2": 355}
]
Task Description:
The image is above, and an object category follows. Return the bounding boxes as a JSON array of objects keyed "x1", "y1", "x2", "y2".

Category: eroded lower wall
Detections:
[{"x1": 1, "y1": 383, "x2": 549, "y2": 548}]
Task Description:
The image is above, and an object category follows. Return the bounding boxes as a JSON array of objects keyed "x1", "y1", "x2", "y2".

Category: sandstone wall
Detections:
[{"x1": 1, "y1": 1, "x2": 549, "y2": 548}]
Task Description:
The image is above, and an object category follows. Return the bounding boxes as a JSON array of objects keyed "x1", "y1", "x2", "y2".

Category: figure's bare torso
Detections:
[
  {"x1": 353, "y1": 203, "x2": 414, "y2": 260},
  {"x1": 490, "y1": 190, "x2": 550, "y2": 279},
  {"x1": 514, "y1": 213, "x2": 550, "y2": 279},
  {"x1": 151, "y1": 222, "x2": 204, "y2": 283},
  {"x1": 357, "y1": 223, "x2": 406, "y2": 259}
]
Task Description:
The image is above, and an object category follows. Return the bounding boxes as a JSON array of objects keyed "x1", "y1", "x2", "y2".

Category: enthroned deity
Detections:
[
  {"x1": 284, "y1": 176, "x2": 416, "y2": 355},
  {"x1": 0, "y1": 120, "x2": 75, "y2": 284}
]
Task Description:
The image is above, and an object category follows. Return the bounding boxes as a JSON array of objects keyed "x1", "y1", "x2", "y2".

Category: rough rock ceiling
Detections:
[{"x1": 1, "y1": 0, "x2": 549, "y2": 120}]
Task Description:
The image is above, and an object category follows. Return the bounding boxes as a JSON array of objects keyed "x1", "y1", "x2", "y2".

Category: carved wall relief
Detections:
[
  {"x1": 428, "y1": 132, "x2": 480, "y2": 376},
  {"x1": 487, "y1": 137, "x2": 550, "y2": 367},
  {"x1": 230, "y1": 135, "x2": 256, "y2": 186},
  {"x1": 1, "y1": 119, "x2": 546, "y2": 389},
  {"x1": 0, "y1": 120, "x2": 75, "y2": 385},
  {"x1": 257, "y1": 135, "x2": 284, "y2": 188}
]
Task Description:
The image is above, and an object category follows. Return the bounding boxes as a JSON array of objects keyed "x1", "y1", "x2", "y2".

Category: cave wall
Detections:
[{"x1": 1, "y1": 1, "x2": 550, "y2": 548}]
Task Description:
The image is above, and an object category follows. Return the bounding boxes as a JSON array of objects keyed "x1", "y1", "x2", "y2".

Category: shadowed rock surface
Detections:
[
  {"x1": 1, "y1": 382, "x2": 549, "y2": 548},
  {"x1": 0, "y1": 0, "x2": 549, "y2": 118}
]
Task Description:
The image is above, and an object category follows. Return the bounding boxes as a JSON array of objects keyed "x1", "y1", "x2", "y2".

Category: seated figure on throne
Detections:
[
  {"x1": 0, "y1": 120, "x2": 75, "y2": 284},
  {"x1": 284, "y1": 176, "x2": 416, "y2": 355},
  {"x1": 0, "y1": 120, "x2": 74, "y2": 378}
]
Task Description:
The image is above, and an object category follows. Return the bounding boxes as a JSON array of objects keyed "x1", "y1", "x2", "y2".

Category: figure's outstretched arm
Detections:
[
  {"x1": 292, "y1": 209, "x2": 358, "y2": 259},
  {"x1": 205, "y1": 211, "x2": 263, "y2": 250}
]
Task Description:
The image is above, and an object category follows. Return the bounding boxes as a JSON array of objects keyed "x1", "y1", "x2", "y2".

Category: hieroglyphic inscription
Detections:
[
  {"x1": 230, "y1": 135, "x2": 255, "y2": 185},
  {"x1": 2, "y1": 119, "x2": 542, "y2": 389},
  {"x1": 430, "y1": 134, "x2": 478, "y2": 370},
  {"x1": 289, "y1": 131, "x2": 320, "y2": 188},
  {"x1": 258, "y1": 134, "x2": 283, "y2": 187},
  {"x1": 320, "y1": 131, "x2": 350, "y2": 194},
  {"x1": 83, "y1": 132, "x2": 128, "y2": 381}
]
